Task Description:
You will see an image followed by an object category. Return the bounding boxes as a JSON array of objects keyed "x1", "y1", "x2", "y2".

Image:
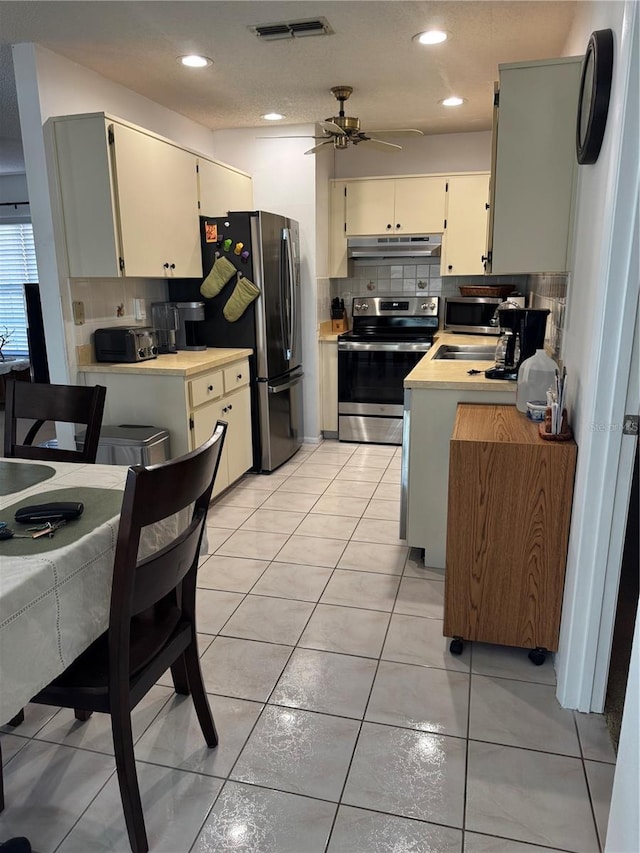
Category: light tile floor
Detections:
[{"x1": 0, "y1": 440, "x2": 617, "y2": 852}]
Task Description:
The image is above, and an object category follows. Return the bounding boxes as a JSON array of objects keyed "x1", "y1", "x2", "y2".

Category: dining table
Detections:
[
  {"x1": 0, "y1": 457, "x2": 130, "y2": 724},
  {"x1": 0, "y1": 456, "x2": 192, "y2": 726}
]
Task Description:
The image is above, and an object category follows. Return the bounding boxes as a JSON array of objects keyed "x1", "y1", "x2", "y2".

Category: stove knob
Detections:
[
  {"x1": 361, "y1": 303, "x2": 369, "y2": 310},
  {"x1": 138, "y1": 348, "x2": 145, "y2": 359},
  {"x1": 421, "y1": 302, "x2": 437, "y2": 312},
  {"x1": 354, "y1": 302, "x2": 362, "y2": 311}
]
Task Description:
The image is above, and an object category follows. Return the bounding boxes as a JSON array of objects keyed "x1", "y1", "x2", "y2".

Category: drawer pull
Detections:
[
  {"x1": 208, "y1": 385, "x2": 214, "y2": 392},
  {"x1": 227, "y1": 404, "x2": 233, "y2": 411},
  {"x1": 237, "y1": 373, "x2": 242, "y2": 380}
]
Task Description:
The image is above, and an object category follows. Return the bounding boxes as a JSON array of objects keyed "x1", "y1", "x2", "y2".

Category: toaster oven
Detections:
[
  {"x1": 94, "y1": 327, "x2": 158, "y2": 363},
  {"x1": 443, "y1": 296, "x2": 526, "y2": 335}
]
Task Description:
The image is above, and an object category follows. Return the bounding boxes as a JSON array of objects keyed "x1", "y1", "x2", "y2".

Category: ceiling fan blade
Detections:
[
  {"x1": 257, "y1": 135, "x2": 318, "y2": 140},
  {"x1": 318, "y1": 120, "x2": 346, "y2": 136},
  {"x1": 363, "y1": 129, "x2": 424, "y2": 137},
  {"x1": 361, "y1": 138, "x2": 402, "y2": 152},
  {"x1": 304, "y1": 140, "x2": 334, "y2": 155}
]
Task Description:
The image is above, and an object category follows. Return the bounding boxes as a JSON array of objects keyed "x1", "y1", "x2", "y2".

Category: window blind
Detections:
[{"x1": 0, "y1": 223, "x2": 39, "y2": 356}]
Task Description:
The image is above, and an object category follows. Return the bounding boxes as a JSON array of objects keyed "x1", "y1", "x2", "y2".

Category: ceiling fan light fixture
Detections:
[
  {"x1": 262, "y1": 112, "x2": 285, "y2": 121},
  {"x1": 413, "y1": 30, "x2": 448, "y2": 46},
  {"x1": 441, "y1": 96, "x2": 465, "y2": 107},
  {"x1": 178, "y1": 55, "x2": 212, "y2": 68}
]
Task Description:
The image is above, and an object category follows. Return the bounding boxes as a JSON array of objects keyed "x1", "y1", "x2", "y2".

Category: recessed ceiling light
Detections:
[
  {"x1": 441, "y1": 96, "x2": 465, "y2": 107},
  {"x1": 178, "y1": 55, "x2": 212, "y2": 68},
  {"x1": 413, "y1": 30, "x2": 448, "y2": 45},
  {"x1": 262, "y1": 112, "x2": 286, "y2": 121}
]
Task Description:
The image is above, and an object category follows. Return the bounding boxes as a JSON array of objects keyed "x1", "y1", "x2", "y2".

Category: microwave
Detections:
[{"x1": 443, "y1": 296, "x2": 526, "y2": 335}]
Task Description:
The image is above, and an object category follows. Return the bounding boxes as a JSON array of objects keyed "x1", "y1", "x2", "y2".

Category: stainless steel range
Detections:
[{"x1": 338, "y1": 296, "x2": 439, "y2": 444}]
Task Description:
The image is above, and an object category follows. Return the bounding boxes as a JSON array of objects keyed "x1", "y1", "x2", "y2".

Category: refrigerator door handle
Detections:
[
  {"x1": 283, "y1": 227, "x2": 296, "y2": 362},
  {"x1": 268, "y1": 371, "x2": 304, "y2": 393}
]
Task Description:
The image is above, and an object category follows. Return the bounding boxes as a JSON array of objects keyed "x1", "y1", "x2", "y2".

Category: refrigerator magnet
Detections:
[{"x1": 204, "y1": 222, "x2": 218, "y2": 243}]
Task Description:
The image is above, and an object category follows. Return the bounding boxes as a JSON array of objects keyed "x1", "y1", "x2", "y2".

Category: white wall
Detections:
[
  {"x1": 333, "y1": 131, "x2": 491, "y2": 178},
  {"x1": 555, "y1": 0, "x2": 638, "y2": 705},
  {"x1": 551, "y1": 2, "x2": 638, "y2": 849}
]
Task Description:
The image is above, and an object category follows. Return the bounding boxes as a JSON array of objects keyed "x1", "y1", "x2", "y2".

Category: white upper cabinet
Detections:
[
  {"x1": 486, "y1": 57, "x2": 582, "y2": 274},
  {"x1": 441, "y1": 173, "x2": 490, "y2": 276},
  {"x1": 329, "y1": 181, "x2": 348, "y2": 278},
  {"x1": 110, "y1": 122, "x2": 201, "y2": 278},
  {"x1": 197, "y1": 158, "x2": 253, "y2": 217},
  {"x1": 51, "y1": 113, "x2": 202, "y2": 278},
  {"x1": 345, "y1": 176, "x2": 447, "y2": 236}
]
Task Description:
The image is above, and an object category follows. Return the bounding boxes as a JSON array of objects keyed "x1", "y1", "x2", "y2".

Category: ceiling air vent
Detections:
[{"x1": 251, "y1": 17, "x2": 333, "y2": 41}]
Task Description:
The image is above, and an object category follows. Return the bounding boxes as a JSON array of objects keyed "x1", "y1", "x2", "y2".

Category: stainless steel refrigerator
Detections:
[{"x1": 169, "y1": 211, "x2": 303, "y2": 473}]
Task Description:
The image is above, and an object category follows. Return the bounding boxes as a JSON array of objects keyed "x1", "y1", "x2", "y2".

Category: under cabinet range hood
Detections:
[{"x1": 347, "y1": 235, "x2": 442, "y2": 259}]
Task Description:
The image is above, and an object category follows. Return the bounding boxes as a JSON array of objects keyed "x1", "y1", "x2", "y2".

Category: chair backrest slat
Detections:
[
  {"x1": 131, "y1": 516, "x2": 204, "y2": 615},
  {"x1": 4, "y1": 379, "x2": 106, "y2": 463},
  {"x1": 108, "y1": 422, "x2": 227, "y2": 675}
]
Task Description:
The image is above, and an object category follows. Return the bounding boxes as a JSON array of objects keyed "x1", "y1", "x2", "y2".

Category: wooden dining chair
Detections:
[
  {"x1": 7, "y1": 422, "x2": 227, "y2": 853},
  {"x1": 3, "y1": 379, "x2": 106, "y2": 463}
]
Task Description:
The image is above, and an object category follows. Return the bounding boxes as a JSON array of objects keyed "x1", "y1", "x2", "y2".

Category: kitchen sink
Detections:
[{"x1": 432, "y1": 344, "x2": 496, "y2": 361}]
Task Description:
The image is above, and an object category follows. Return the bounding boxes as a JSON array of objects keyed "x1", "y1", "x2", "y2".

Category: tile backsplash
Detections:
[
  {"x1": 68, "y1": 278, "x2": 169, "y2": 352},
  {"x1": 326, "y1": 262, "x2": 567, "y2": 361},
  {"x1": 329, "y1": 258, "x2": 528, "y2": 322}
]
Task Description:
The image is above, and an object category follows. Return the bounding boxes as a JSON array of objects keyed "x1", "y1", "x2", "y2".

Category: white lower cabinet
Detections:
[
  {"x1": 403, "y1": 385, "x2": 515, "y2": 569},
  {"x1": 319, "y1": 339, "x2": 338, "y2": 434},
  {"x1": 191, "y1": 381, "x2": 253, "y2": 497},
  {"x1": 79, "y1": 355, "x2": 252, "y2": 496}
]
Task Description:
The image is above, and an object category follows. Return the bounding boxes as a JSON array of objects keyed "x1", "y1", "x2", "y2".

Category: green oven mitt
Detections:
[
  {"x1": 223, "y1": 276, "x2": 261, "y2": 322},
  {"x1": 200, "y1": 255, "x2": 237, "y2": 299}
]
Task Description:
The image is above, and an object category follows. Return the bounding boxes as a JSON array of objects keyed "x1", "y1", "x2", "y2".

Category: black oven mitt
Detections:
[
  {"x1": 200, "y1": 255, "x2": 237, "y2": 299},
  {"x1": 223, "y1": 276, "x2": 260, "y2": 322}
]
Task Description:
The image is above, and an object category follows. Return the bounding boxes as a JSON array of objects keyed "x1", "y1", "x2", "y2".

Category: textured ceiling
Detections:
[{"x1": 0, "y1": 0, "x2": 579, "y2": 174}]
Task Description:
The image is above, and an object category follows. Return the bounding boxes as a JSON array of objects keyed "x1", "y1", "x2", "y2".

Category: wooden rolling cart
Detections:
[{"x1": 444, "y1": 403, "x2": 577, "y2": 665}]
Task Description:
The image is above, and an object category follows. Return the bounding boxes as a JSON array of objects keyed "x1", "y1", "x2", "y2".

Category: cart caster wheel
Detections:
[
  {"x1": 450, "y1": 638, "x2": 464, "y2": 655},
  {"x1": 528, "y1": 647, "x2": 547, "y2": 666}
]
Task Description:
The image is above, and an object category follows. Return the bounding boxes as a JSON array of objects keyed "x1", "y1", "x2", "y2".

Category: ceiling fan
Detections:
[{"x1": 272, "y1": 86, "x2": 424, "y2": 154}]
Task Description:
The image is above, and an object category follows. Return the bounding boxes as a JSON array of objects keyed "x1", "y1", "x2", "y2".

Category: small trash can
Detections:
[{"x1": 76, "y1": 424, "x2": 171, "y2": 466}]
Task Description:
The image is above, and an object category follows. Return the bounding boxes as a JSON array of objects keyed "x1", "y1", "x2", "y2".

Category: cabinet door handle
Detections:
[
  {"x1": 208, "y1": 385, "x2": 214, "y2": 392},
  {"x1": 163, "y1": 262, "x2": 170, "y2": 269},
  {"x1": 222, "y1": 406, "x2": 228, "y2": 413},
  {"x1": 386, "y1": 224, "x2": 392, "y2": 230},
  {"x1": 237, "y1": 373, "x2": 242, "y2": 380},
  {"x1": 396, "y1": 223, "x2": 401, "y2": 229},
  {"x1": 170, "y1": 263, "x2": 175, "y2": 270},
  {"x1": 448, "y1": 265, "x2": 453, "y2": 271},
  {"x1": 227, "y1": 404, "x2": 233, "y2": 411}
]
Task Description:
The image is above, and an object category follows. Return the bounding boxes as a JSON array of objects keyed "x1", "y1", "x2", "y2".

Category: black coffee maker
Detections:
[{"x1": 485, "y1": 308, "x2": 550, "y2": 380}]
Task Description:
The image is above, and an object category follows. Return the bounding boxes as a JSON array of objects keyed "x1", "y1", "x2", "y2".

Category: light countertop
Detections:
[
  {"x1": 77, "y1": 347, "x2": 252, "y2": 378},
  {"x1": 318, "y1": 320, "x2": 342, "y2": 342},
  {"x1": 404, "y1": 332, "x2": 517, "y2": 391}
]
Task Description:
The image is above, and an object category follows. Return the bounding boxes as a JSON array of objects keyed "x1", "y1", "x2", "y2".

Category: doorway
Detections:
[{"x1": 605, "y1": 443, "x2": 639, "y2": 749}]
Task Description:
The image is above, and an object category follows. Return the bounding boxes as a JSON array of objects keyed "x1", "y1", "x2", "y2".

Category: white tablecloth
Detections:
[
  {"x1": 0, "y1": 459, "x2": 129, "y2": 723},
  {"x1": 0, "y1": 357, "x2": 30, "y2": 376}
]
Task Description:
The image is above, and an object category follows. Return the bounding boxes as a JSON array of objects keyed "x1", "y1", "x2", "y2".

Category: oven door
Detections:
[{"x1": 338, "y1": 340, "x2": 429, "y2": 442}]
